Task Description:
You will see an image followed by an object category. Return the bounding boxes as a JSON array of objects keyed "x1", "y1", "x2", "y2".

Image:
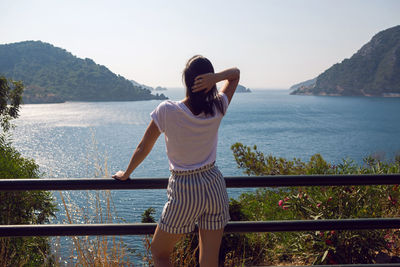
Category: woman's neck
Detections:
[{"x1": 182, "y1": 97, "x2": 195, "y2": 114}]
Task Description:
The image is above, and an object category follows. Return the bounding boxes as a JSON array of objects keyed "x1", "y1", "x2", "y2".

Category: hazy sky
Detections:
[{"x1": 1, "y1": 0, "x2": 399, "y2": 88}]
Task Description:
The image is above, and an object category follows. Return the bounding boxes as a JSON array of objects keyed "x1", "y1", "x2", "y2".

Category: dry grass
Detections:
[
  {"x1": 0, "y1": 238, "x2": 28, "y2": 267},
  {"x1": 58, "y1": 190, "x2": 133, "y2": 266},
  {"x1": 53, "y1": 130, "x2": 133, "y2": 266}
]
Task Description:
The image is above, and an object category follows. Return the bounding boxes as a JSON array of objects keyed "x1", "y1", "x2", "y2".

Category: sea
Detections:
[{"x1": 11, "y1": 89, "x2": 400, "y2": 264}]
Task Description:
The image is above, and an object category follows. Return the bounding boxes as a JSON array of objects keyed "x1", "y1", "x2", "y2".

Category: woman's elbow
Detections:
[
  {"x1": 229, "y1": 68, "x2": 240, "y2": 81},
  {"x1": 234, "y1": 68, "x2": 240, "y2": 80}
]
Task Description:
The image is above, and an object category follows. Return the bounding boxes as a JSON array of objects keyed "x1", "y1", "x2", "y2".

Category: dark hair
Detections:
[{"x1": 183, "y1": 55, "x2": 225, "y2": 116}]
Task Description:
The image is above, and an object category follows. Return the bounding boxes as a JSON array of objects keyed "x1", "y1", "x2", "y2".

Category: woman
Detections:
[{"x1": 113, "y1": 55, "x2": 240, "y2": 267}]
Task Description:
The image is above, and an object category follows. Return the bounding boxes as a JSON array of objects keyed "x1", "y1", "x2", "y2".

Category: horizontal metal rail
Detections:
[
  {"x1": 1, "y1": 175, "x2": 399, "y2": 266},
  {"x1": 1, "y1": 218, "x2": 399, "y2": 237},
  {"x1": 271, "y1": 265, "x2": 400, "y2": 267},
  {"x1": 1, "y1": 175, "x2": 399, "y2": 236},
  {"x1": 0, "y1": 174, "x2": 399, "y2": 191}
]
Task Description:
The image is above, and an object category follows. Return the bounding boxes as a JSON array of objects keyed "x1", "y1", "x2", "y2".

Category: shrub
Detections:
[
  {"x1": 1, "y1": 76, "x2": 57, "y2": 266},
  {"x1": 228, "y1": 142, "x2": 400, "y2": 265},
  {"x1": 141, "y1": 143, "x2": 400, "y2": 265},
  {"x1": 0, "y1": 136, "x2": 57, "y2": 266}
]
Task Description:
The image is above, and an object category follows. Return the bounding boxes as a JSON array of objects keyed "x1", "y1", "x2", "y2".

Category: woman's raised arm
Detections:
[
  {"x1": 192, "y1": 68, "x2": 240, "y2": 103},
  {"x1": 217, "y1": 68, "x2": 240, "y2": 103}
]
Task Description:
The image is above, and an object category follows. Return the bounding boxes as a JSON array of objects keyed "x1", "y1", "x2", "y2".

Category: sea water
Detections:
[{"x1": 11, "y1": 89, "x2": 400, "y2": 263}]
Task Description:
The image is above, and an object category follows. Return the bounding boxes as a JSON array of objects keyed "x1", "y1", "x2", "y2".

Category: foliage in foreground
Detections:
[
  {"x1": 0, "y1": 136, "x2": 57, "y2": 266},
  {"x1": 65, "y1": 139, "x2": 399, "y2": 266},
  {"x1": 1, "y1": 76, "x2": 57, "y2": 266},
  {"x1": 139, "y1": 143, "x2": 400, "y2": 266},
  {"x1": 227, "y1": 143, "x2": 400, "y2": 265}
]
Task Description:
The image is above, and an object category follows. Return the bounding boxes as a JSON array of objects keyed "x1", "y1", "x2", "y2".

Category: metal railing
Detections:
[
  {"x1": 2, "y1": 174, "x2": 400, "y2": 191},
  {"x1": 1, "y1": 174, "x2": 400, "y2": 266}
]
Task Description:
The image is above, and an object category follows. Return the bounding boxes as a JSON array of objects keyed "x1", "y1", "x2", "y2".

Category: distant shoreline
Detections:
[
  {"x1": 22, "y1": 98, "x2": 170, "y2": 105},
  {"x1": 291, "y1": 92, "x2": 400, "y2": 97}
]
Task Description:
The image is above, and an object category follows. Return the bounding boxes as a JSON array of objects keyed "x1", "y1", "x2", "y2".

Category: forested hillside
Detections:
[
  {"x1": 291, "y1": 25, "x2": 400, "y2": 96},
  {"x1": 0, "y1": 41, "x2": 167, "y2": 103}
]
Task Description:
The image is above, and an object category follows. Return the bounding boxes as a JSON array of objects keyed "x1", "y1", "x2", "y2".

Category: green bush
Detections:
[
  {"x1": 0, "y1": 136, "x2": 57, "y2": 266},
  {"x1": 141, "y1": 143, "x2": 400, "y2": 265},
  {"x1": 1, "y1": 77, "x2": 57, "y2": 266},
  {"x1": 228, "y1": 143, "x2": 400, "y2": 265}
]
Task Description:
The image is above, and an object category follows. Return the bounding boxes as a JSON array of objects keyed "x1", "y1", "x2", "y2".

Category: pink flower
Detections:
[
  {"x1": 388, "y1": 195, "x2": 397, "y2": 205},
  {"x1": 282, "y1": 206, "x2": 289, "y2": 210},
  {"x1": 327, "y1": 197, "x2": 332, "y2": 202},
  {"x1": 284, "y1": 197, "x2": 289, "y2": 201},
  {"x1": 316, "y1": 203, "x2": 321, "y2": 208},
  {"x1": 329, "y1": 259, "x2": 338, "y2": 264},
  {"x1": 278, "y1": 200, "x2": 284, "y2": 206}
]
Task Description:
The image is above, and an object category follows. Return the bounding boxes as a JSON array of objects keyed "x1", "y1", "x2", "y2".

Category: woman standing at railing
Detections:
[{"x1": 113, "y1": 55, "x2": 240, "y2": 267}]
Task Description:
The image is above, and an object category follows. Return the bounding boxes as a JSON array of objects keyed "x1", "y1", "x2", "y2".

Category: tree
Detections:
[
  {"x1": 0, "y1": 76, "x2": 24, "y2": 132},
  {"x1": 0, "y1": 76, "x2": 57, "y2": 266}
]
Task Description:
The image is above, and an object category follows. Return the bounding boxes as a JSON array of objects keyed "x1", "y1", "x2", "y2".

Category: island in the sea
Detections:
[
  {"x1": 129, "y1": 80, "x2": 168, "y2": 92},
  {"x1": 291, "y1": 25, "x2": 400, "y2": 97},
  {"x1": 236, "y1": 84, "x2": 251, "y2": 93},
  {"x1": 154, "y1": 86, "x2": 167, "y2": 91},
  {"x1": 0, "y1": 41, "x2": 167, "y2": 103}
]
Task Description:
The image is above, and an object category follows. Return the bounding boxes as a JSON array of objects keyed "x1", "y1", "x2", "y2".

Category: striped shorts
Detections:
[{"x1": 158, "y1": 163, "x2": 230, "y2": 234}]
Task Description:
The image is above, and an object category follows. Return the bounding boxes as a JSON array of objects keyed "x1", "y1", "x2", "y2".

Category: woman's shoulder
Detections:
[
  {"x1": 162, "y1": 100, "x2": 181, "y2": 109},
  {"x1": 155, "y1": 100, "x2": 181, "y2": 113}
]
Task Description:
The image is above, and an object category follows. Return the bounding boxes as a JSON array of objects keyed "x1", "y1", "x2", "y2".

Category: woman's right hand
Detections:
[
  {"x1": 112, "y1": 170, "x2": 130, "y2": 181},
  {"x1": 192, "y1": 73, "x2": 217, "y2": 93}
]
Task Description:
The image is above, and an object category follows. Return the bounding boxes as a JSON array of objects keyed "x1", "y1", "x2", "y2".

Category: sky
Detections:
[{"x1": 1, "y1": 0, "x2": 399, "y2": 89}]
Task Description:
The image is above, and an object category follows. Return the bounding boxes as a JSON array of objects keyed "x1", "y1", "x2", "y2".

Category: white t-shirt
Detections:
[{"x1": 150, "y1": 93, "x2": 229, "y2": 171}]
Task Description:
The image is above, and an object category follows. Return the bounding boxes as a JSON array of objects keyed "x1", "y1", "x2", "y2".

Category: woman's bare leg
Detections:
[
  {"x1": 198, "y1": 228, "x2": 224, "y2": 267},
  {"x1": 151, "y1": 226, "x2": 183, "y2": 267}
]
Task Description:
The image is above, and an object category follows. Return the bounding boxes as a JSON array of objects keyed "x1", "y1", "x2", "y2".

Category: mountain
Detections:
[
  {"x1": 0, "y1": 41, "x2": 167, "y2": 103},
  {"x1": 291, "y1": 25, "x2": 400, "y2": 97}
]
